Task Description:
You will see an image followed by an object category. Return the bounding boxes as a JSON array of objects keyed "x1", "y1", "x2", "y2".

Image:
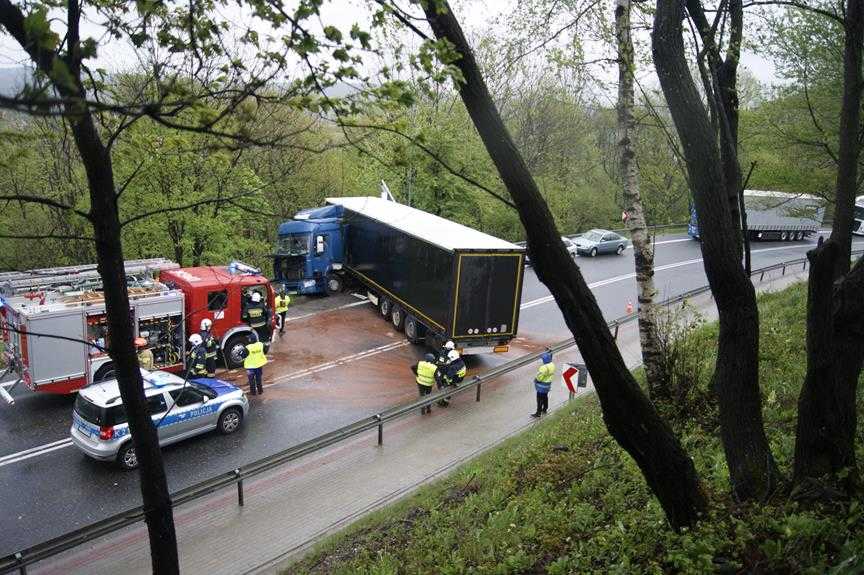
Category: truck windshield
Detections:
[{"x1": 275, "y1": 234, "x2": 310, "y2": 256}]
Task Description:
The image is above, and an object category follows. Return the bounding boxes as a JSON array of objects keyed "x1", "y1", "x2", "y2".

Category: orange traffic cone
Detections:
[{"x1": 626, "y1": 301, "x2": 634, "y2": 314}]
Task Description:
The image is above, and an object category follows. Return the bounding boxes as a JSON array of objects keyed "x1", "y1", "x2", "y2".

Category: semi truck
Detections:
[
  {"x1": 688, "y1": 190, "x2": 826, "y2": 241},
  {"x1": 0, "y1": 259, "x2": 275, "y2": 402},
  {"x1": 273, "y1": 196, "x2": 526, "y2": 354}
]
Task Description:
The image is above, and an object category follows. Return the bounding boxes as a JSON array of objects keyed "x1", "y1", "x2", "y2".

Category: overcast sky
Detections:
[{"x1": 0, "y1": 0, "x2": 779, "y2": 90}]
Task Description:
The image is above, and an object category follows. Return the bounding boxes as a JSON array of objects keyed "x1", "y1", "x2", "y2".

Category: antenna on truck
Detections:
[{"x1": 379, "y1": 180, "x2": 396, "y2": 202}]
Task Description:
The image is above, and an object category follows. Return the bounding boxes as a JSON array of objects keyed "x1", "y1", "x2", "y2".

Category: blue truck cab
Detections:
[{"x1": 273, "y1": 204, "x2": 346, "y2": 295}]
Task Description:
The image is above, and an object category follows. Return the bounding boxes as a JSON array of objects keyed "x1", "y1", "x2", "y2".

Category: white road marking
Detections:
[
  {"x1": 266, "y1": 340, "x2": 409, "y2": 387},
  {"x1": 0, "y1": 438, "x2": 73, "y2": 468},
  {"x1": 283, "y1": 299, "x2": 369, "y2": 323}
]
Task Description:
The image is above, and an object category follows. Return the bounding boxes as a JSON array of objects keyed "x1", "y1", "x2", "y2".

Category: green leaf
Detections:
[{"x1": 323, "y1": 26, "x2": 342, "y2": 43}]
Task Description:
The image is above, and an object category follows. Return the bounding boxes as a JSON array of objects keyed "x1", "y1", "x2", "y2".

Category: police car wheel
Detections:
[
  {"x1": 218, "y1": 408, "x2": 243, "y2": 435},
  {"x1": 117, "y1": 444, "x2": 139, "y2": 470}
]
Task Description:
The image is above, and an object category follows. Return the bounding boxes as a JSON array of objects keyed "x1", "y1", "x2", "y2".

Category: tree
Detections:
[
  {"x1": 652, "y1": 0, "x2": 780, "y2": 501},
  {"x1": 413, "y1": 0, "x2": 707, "y2": 529},
  {"x1": 793, "y1": 0, "x2": 864, "y2": 494},
  {"x1": 615, "y1": 0, "x2": 664, "y2": 398}
]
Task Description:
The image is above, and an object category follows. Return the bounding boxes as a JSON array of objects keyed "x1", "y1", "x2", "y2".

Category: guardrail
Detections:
[{"x1": 1, "y1": 249, "x2": 860, "y2": 574}]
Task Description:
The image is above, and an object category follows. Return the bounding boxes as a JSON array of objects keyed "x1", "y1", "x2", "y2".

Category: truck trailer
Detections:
[
  {"x1": 273, "y1": 196, "x2": 526, "y2": 354},
  {"x1": 0, "y1": 259, "x2": 276, "y2": 402},
  {"x1": 688, "y1": 190, "x2": 826, "y2": 241}
]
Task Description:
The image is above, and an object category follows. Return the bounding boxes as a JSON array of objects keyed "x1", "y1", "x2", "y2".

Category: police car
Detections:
[{"x1": 71, "y1": 370, "x2": 249, "y2": 470}]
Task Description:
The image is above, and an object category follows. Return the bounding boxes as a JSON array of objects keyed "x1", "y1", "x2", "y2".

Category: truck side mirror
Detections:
[{"x1": 316, "y1": 235, "x2": 325, "y2": 254}]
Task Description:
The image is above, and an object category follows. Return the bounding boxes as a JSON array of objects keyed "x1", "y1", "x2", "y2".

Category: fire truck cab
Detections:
[{"x1": 158, "y1": 263, "x2": 276, "y2": 369}]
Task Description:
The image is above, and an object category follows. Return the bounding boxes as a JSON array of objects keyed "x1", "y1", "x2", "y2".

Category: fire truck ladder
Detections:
[{"x1": 0, "y1": 258, "x2": 180, "y2": 297}]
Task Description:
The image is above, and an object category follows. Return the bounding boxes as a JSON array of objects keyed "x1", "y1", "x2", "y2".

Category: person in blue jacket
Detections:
[{"x1": 531, "y1": 351, "x2": 555, "y2": 418}]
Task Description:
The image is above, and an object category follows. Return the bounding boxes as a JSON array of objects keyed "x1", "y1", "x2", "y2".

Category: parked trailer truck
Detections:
[
  {"x1": 0, "y1": 260, "x2": 275, "y2": 401},
  {"x1": 273, "y1": 196, "x2": 526, "y2": 354},
  {"x1": 688, "y1": 190, "x2": 826, "y2": 241}
]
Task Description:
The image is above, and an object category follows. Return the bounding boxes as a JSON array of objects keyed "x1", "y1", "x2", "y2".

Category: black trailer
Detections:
[{"x1": 328, "y1": 197, "x2": 525, "y2": 354}]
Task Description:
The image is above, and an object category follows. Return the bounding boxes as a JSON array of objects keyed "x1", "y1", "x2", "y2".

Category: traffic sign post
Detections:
[{"x1": 563, "y1": 363, "x2": 588, "y2": 400}]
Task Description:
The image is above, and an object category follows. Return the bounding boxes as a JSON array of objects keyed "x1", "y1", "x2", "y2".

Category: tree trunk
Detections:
[
  {"x1": 653, "y1": 0, "x2": 779, "y2": 501},
  {"x1": 615, "y1": 0, "x2": 664, "y2": 399},
  {"x1": 794, "y1": 0, "x2": 864, "y2": 493},
  {"x1": 0, "y1": 1, "x2": 179, "y2": 571},
  {"x1": 422, "y1": 1, "x2": 707, "y2": 529}
]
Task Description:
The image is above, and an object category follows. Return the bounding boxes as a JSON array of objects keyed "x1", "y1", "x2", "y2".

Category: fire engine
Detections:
[{"x1": 0, "y1": 259, "x2": 276, "y2": 404}]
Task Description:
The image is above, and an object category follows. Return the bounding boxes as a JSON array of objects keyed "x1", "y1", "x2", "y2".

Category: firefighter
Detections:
[
  {"x1": 135, "y1": 337, "x2": 154, "y2": 370},
  {"x1": 274, "y1": 290, "x2": 291, "y2": 336},
  {"x1": 186, "y1": 334, "x2": 208, "y2": 379},
  {"x1": 239, "y1": 333, "x2": 267, "y2": 396},
  {"x1": 242, "y1": 290, "x2": 271, "y2": 343},
  {"x1": 199, "y1": 318, "x2": 218, "y2": 377},
  {"x1": 411, "y1": 353, "x2": 438, "y2": 415},
  {"x1": 444, "y1": 349, "x2": 467, "y2": 385},
  {"x1": 440, "y1": 340, "x2": 455, "y2": 362},
  {"x1": 531, "y1": 351, "x2": 555, "y2": 418}
]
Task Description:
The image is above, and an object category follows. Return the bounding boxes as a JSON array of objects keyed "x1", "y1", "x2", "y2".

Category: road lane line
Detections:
[
  {"x1": 284, "y1": 299, "x2": 369, "y2": 323},
  {"x1": 0, "y1": 439, "x2": 73, "y2": 468},
  {"x1": 267, "y1": 340, "x2": 410, "y2": 387}
]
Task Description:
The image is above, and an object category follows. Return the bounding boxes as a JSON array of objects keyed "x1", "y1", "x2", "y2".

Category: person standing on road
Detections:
[
  {"x1": 240, "y1": 332, "x2": 268, "y2": 396},
  {"x1": 186, "y1": 334, "x2": 208, "y2": 380},
  {"x1": 242, "y1": 290, "x2": 271, "y2": 343},
  {"x1": 199, "y1": 318, "x2": 218, "y2": 377},
  {"x1": 275, "y1": 290, "x2": 291, "y2": 336},
  {"x1": 531, "y1": 351, "x2": 555, "y2": 418},
  {"x1": 412, "y1": 353, "x2": 438, "y2": 414}
]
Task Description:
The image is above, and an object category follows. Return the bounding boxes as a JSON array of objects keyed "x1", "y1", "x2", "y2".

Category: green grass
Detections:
[{"x1": 290, "y1": 283, "x2": 864, "y2": 574}]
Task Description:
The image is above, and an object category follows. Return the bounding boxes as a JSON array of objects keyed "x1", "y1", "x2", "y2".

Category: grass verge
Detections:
[{"x1": 290, "y1": 282, "x2": 864, "y2": 574}]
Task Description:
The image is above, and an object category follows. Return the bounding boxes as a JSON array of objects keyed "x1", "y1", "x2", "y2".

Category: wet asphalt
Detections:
[{"x1": 1, "y1": 232, "x2": 857, "y2": 555}]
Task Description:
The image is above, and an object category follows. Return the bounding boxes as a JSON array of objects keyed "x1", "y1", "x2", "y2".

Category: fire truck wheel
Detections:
[
  {"x1": 117, "y1": 443, "x2": 139, "y2": 470},
  {"x1": 218, "y1": 408, "x2": 244, "y2": 435},
  {"x1": 224, "y1": 334, "x2": 251, "y2": 369},
  {"x1": 94, "y1": 363, "x2": 115, "y2": 383}
]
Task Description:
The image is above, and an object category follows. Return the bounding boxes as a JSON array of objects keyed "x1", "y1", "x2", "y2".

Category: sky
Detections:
[{"x1": 0, "y1": 0, "x2": 780, "y2": 92}]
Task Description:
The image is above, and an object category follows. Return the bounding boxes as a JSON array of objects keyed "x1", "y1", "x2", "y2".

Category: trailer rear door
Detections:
[{"x1": 451, "y1": 252, "x2": 523, "y2": 340}]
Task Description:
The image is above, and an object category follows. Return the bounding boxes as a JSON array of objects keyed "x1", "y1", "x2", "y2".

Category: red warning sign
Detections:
[{"x1": 563, "y1": 366, "x2": 578, "y2": 394}]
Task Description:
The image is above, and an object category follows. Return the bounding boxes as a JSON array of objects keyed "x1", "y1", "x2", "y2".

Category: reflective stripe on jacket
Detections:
[
  {"x1": 245, "y1": 304, "x2": 267, "y2": 328},
  {"x1": 244, "y1": 341, "x2": 268, "y2": 369},
  {"x1": 202, "y1": 331, "x2": 218, "y2": 358},
  {"x1": 187, "y1": 348, "x2": 207, "y2": 375},
  {"x1": 415, "y1": 361, "x2": 437, "y2": 387}
]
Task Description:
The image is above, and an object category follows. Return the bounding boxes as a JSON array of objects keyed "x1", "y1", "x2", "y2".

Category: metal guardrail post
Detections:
[
  {"x1": 376, "y1": 414, "x2": 383, "y2": 446},
  {"x1": 612, "y1": 321, "x2": 619, "y2": 340},
  {"x1": 475, "y1": 381, "x2": 481, "y2": 402},
  {"x1": 235, "y1": 469, "x2": 244, "y2": 507},
  {"x1": 782, "y1": 264, "x2": 786, "y2": 276},
  {"x1": 14, "y1": 553, "x2": 24, "y2": 575}
]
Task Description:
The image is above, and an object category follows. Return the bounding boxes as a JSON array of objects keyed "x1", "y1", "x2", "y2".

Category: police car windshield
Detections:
[
  {"x1": 189, "y1": 381, "x2": 217, "y2": 399},
  {"x1": 275, "y1": 234, "x2": 309, "y2": 256}
]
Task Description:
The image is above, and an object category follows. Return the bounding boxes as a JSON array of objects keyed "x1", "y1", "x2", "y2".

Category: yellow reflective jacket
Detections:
[
  {"x1": 244, "y1": 341, "x2": 268, "y2": 369},
  {"x1": 275, "y1": 295, "x2": 291, "y2": 313},
  {"x1": 415, "y1": 361, "x2": 437, "y2": 387}
]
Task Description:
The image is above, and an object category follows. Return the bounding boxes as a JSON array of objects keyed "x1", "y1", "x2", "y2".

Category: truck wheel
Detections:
[
  {"x1": 218, "y1": 408, "x2": 243, "y2": 434},
  {"x1": 325, "y1": 273, "x2": 343, "y2": 294},
  {"x1": 224, "y1": 334, "x2": 251, "y2": 369},
  {"x1": 93, "y1": 363, "x2": 115, "y2": 382},
  {"x1": 590, "y1": 247, "x2": 598, "y2": 257},
  {"x1": 117, "y1": 443, "x2": 139, "y2": 471},
  {"x1": 391, "y1": 306, "x2": 405, "y2": 331},
  {"x1": 380, "y1": 297, "x2": 392, "y2": 318},
  {"x1": 780, "y1": 231, "x2": 788, "y2": 241},
  {"x1": 795, "y1": 232, "x2": 803, "y2": 241},
  {"x1": 404, "y1": 315, "x2": 425, "y2": 343}
]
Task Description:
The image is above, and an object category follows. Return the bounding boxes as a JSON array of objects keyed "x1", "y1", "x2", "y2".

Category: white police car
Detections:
[{"x1": 71, "y1": 370, "x2": 249, "y2": 470}]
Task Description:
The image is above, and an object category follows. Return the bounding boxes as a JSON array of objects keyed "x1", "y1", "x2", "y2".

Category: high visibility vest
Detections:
[
  {"x1": 415, "y1": 361, "x2": 437, "y2": 388},
  {"x1": 535, "y1": 362, "x2": 555, "y2": 384},
  {"x1": 245, "y1": 304, "x2": 267, "y2": 328},
  {"x1": 275, "y1": 295, "x2": 290, "y2": 313},
  {"x1": 244, "y1": 341, "x2": 268, "y2": 369},
  {"x1": 455, "y1": 363, "x2": 467, "y2": 379}
]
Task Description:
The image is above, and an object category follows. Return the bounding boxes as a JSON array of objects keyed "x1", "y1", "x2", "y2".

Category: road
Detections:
[{"x1": 0, "y1": 232, "x2": 858, "y2": 555}]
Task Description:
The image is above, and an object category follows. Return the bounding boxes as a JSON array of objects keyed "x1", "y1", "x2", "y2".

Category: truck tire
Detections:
[
  {"x1": 325, "y1": 273, "x2": 343, "y2": 294},
  {"x1": 391, "y1": 306, "x2": 405, "y2": 331},
  {"x1": 780, "y1": 231, "x2": 788, "y2": 241},
  {"x1": 380, "y1": 297, "x2": 392, "y2": 319},
  {"x1": 93, "y1": 363, "x2": 115, "y2": 382},
  {"x1": 224, "y1": 333, "x2": 251, "y2": 369},
  {"x1": 404, "y1": 314, "x2": 425, "y2": 344}
]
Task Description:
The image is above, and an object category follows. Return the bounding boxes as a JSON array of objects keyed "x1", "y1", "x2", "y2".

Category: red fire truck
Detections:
[{"x1": 0, "y1": 259, "x2": 276, "y2": 403}]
